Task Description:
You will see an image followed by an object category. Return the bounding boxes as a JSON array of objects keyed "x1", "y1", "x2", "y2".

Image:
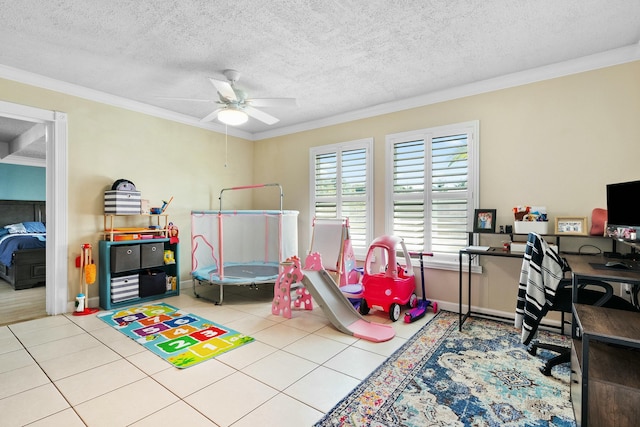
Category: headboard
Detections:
[{"x1": 0, "y1": 200, "x2": 46, "y2": 226}]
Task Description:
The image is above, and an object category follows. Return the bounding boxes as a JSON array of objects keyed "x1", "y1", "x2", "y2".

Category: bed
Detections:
[{"x1": 0, "y1": 200, "x2": 46, "y2": 290}]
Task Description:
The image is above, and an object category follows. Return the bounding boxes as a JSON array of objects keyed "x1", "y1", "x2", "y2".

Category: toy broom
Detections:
[{"x1": 73, "y1": 243, "x2": 99, "y2": 316}]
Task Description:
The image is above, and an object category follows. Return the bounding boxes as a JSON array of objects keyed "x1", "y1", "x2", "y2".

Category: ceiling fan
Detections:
[{"x1": 162, "y1": 69, "x2": 297, "y2": 126}]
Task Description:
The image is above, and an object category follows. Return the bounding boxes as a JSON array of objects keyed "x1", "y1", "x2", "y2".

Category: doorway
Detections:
[{"x1": 0, "y1": 100, "x2": 68, "y2": 321}]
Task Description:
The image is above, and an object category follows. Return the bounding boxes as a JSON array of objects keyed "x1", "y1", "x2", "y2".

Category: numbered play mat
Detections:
[{"x1": 97, "y1": 302, "x2": 254, "y2": 368}]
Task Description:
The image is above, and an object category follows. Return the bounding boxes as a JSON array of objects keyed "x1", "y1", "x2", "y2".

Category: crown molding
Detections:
[
  {"x1": 0, "y1": 65, "x2": 252, "y2": 140},
  {"x1": 253, "y1": 44, "x2": 640, "y2": 140},
  {"x1": 1, "y1": 43, "x2": 639, "y2": 142}
]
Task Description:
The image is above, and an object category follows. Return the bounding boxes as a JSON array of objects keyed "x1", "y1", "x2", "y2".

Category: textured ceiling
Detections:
[{"x1": 0, "y1": 0, "x2": 639, "y2": 145}]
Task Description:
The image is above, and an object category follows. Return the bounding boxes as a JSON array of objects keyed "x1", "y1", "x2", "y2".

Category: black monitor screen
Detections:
[{"x1": 606, "y1": 180, "x2": 640, "y2": 228}]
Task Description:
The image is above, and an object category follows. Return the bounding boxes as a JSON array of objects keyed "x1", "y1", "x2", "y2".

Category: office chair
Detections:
[
  {"x1": 517, "y1": 232, "x2": 638, "y2": 376},
  {"x1": 528, "y1": 277, "x2": 637, "y2": 375}
]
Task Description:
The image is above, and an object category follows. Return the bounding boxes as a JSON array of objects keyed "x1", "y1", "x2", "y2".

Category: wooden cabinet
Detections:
[
  {"x1": 98, "y1": 238, "x2": 179, "y2": 310},
  {"x1": 571, "y1": 304, "x2": 640, "y2": 427}
]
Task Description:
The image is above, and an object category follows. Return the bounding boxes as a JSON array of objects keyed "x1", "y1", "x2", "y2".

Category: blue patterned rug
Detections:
[{"x1": 316, "y1": 311, "x2": 575, "y2": 426}]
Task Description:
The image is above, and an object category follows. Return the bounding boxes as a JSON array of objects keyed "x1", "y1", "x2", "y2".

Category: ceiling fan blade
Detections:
[
  {"x1": 200, "y1": 108, "x2": 224, "y2": 123},
  {"x1": 209, "y1": 78, "x2": 237, "y2": 102},
  {"x1": 244, "y1": 106, "x2": 279, "y2": 125},
  {"x1": 156, "y1": 96, "x2": 214, "y2": 103},
  {"x1": 246, "y1": 98, "x2": 298, "y2": 108}
]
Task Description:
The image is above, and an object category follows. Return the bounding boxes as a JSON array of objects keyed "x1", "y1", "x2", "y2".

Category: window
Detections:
[
  {"x1": 385, "y1": 121, "x2": 479, "y2": 267},
  {"x1": 310, "y1": 138, "x2": 373, "y2": 257}
]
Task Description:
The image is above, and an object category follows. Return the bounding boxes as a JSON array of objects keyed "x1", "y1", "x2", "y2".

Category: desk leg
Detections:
[
  {"x1": 465, "y1": 255, "x2": 472, "y2": 329},
  {"x1": 581, "y1": 334, "x2": 590, "y2": 425},
  {"x1": 571, "y1": 273, "x2": 578, "y2": 338},
  {"x1": 459, "y1": 252, "x2": 463, "y2": 330},
  {"x1": 458, "y1": 251, "x2": 473, "y2": 331}
]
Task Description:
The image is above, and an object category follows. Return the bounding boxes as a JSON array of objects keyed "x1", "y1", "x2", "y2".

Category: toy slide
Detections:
[{"x1": 301, "y1": 269, "x2": 395, "y2": 342}]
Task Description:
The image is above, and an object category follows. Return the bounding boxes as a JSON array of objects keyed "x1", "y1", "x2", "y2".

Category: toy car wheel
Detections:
[
  {"x1": 389, "y1": 303, "x2": 401, "y2": 322},
  {"x1": 359, "y1": 299, "x2": 370, "y2": 315},
  {"x1": 409, "y1": 293, "x2": 418, "y2": 308}
]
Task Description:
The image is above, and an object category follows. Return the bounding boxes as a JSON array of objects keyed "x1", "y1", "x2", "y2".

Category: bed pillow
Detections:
[
  {"x1": 4, "y1": 223, "x2": 27, "y2": 234},
  {"x1": 22, "y1": 221, "x2": 46, "y2": 233}
]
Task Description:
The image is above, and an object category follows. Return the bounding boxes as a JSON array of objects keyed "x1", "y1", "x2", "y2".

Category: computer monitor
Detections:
[{"x1": 606, "y1": 179, "x2": 640, "y2": 229}]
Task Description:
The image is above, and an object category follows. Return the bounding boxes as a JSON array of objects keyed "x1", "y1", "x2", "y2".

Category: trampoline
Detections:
[{"x1": 191, "y1": 184, "x2": 298, "y2": 304}]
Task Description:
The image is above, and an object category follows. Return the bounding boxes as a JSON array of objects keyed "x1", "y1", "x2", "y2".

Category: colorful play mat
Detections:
[{"x1": 97, "y1": 302, "x2": 254, "y2": 368}]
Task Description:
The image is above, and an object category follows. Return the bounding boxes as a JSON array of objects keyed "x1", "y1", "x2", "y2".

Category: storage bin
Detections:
[
  {"x1": 514, "y1": 221, "x2": 549, "y2": 235},
  {"x1": 511, "y1": 241, "x2": 557, "y2": 253},
  {"x1": 104, "y1": 190, "x2": 142, "y2": 214},
  {"x1": 510, "y1": 241, "x2": 528, "y2": 253},
  {"x1": 110, "y1": 244, "x2": 140, "y2": 273},
  {"x1": 110, "y1": 274, "x2": 139, "y2": 303},
  {"x1": 140, "y1": 242, "x2": 164, "y2": 268},
  {"x1": 139, "y1": 270, "x2": 167, "y2": 297}
]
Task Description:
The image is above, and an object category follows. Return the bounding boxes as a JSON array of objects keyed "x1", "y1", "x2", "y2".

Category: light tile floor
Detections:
[{"x1": 0, "y1": 284, "x2": 435, "y2": 426}]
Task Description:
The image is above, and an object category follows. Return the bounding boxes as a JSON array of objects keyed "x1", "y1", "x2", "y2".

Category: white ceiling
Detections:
[{"x1": 0, "y1": 0, "x2": 639, "y2": 154}]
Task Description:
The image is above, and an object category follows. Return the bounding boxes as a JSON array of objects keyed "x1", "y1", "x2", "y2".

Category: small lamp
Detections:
[{"x1": 218, "y1": 107, "x2": 248, "y2": 126}]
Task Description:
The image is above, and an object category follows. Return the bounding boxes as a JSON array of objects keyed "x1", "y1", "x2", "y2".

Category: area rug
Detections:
[
  {"x1": 97, "y1": 302, "x2": 254, "y2": 369},
  {"x1": 316, "y1": 311, "x2": 575, "y2": 426}
]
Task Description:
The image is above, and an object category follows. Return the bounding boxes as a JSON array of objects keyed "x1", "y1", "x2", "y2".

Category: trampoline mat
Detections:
[
  {"x1": 221, "y1": 264, "x2": 279, "y2": 278},
  {"x1": 193, "y1": 263, "x2": 280, "y2": 284}
]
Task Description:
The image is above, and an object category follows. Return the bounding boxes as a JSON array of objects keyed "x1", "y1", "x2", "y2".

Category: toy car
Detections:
[{"x1": 359, "y1": 235, "x2": 417, "y2": 321}]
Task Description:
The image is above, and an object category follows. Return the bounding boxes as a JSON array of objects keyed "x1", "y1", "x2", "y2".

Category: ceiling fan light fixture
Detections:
[{"x1": 218, "y1": 107, "x2": 248, "y2": 126}]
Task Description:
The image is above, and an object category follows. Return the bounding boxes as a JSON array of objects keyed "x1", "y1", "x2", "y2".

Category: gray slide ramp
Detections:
[{"x1": 301, "y1": 270, "x2": 395, "y2": 342}]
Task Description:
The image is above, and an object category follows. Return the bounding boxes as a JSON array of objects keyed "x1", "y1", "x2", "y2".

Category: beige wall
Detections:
[
  {"x1": 1, "y1": 60, "x2": 639, "y2": 315},
  {"x1": 255, "y1": 61, "x2": 640, "y2": 314},
  {"x1": 0, "y1": 78, "x2": 255, "y2": 304}
]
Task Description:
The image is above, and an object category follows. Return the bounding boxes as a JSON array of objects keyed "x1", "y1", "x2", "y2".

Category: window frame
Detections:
[
  {"x1": 385, "y1": 121, "x2": 479, "y2": 270},
  {"x1": 309, "y1": 138, "x2": 374, "y2": 259}
]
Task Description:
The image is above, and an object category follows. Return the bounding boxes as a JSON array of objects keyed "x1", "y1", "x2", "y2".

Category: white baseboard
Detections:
[{"x1": 436, "y1": 300, "x2": 563, "y2": 330}]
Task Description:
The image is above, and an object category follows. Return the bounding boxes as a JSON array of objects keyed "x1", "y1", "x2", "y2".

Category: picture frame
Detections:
[
  {"x1": 473, "y1": 209, "x2": 497, "y2": 233},
  {"x1": 555, "y1": 216, "x2": 588, "y2": 235}
]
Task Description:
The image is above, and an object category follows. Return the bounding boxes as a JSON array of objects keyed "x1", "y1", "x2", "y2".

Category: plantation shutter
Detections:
[
  {"x1": 389, "y1": 125, "x2": 475, "y2": 261},
  {"x1": 392, "y1": 139, "x2": 425, "y2": 251},
  {"x1": 430, "y1": 134, "x2": 469, "y2": 255},
  {"x1": 311, "y1": 140, "x2": 372, "y2": 255},
  {"x1": 314, "y1": 152, "x2": 338, "y2": 218},
  {"x1": 341, "y1": 148, "x2": 368, "y2": 249}
]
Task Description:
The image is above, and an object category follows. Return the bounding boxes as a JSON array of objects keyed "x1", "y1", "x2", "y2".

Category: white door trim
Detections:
[{"x1": 0, "y1": 100, "x2": 68, "y2": 315}]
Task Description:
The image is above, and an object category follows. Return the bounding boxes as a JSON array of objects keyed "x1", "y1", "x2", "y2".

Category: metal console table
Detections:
[{"x1": 458, "y1": 246, "x2": 523, "y2": 330}]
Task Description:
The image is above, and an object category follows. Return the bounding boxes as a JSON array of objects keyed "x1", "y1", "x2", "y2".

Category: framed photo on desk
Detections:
[
  {"x1": 555, "y1": 216, "x2": 588, "y2": 235},
  {"x1": 473, "y1": 209, "x2": 496, "y2": 233}
]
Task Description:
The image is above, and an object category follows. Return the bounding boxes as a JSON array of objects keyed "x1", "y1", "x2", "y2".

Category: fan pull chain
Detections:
[{"x1": 224, "y1": 124, "x2": 228, "y2": 168}]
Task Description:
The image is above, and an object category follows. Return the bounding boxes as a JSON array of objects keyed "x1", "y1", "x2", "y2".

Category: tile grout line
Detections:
[{"x1": 6, "y1": 321, "x2": 90, "y2": 425}]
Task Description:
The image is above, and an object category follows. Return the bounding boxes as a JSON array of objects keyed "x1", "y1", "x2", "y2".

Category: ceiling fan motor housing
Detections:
[{"x1": 223, "y1": 69, "x2": 241, "y2": 84}]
